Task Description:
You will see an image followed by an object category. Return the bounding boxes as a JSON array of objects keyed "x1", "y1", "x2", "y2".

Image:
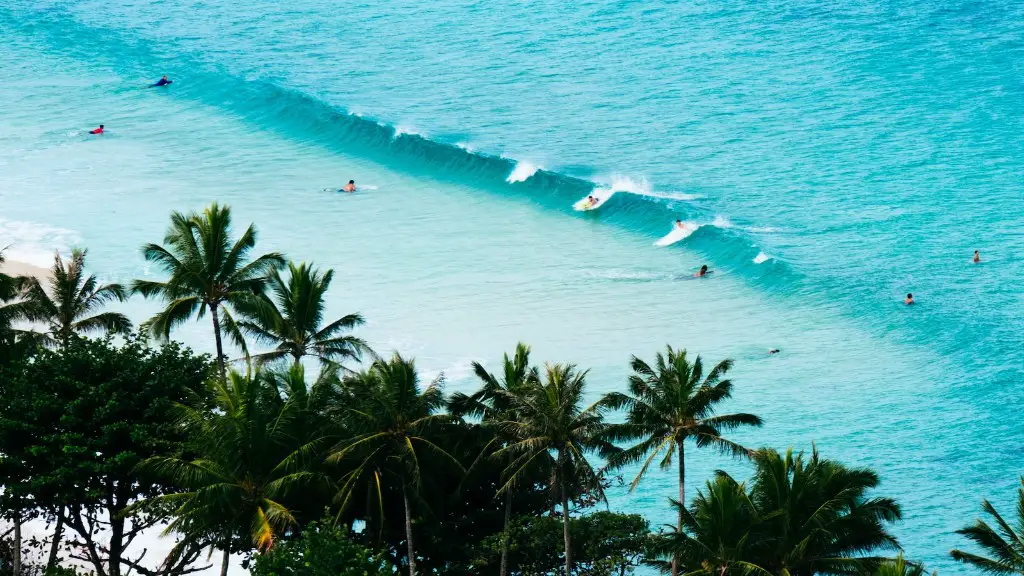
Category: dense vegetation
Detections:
[{"x1": 0, "y1": 204, "x2": 1018, "y2": 576}]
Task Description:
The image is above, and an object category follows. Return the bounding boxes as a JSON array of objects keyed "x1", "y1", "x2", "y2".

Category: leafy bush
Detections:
[{"x1": 251, "y1": 518, "x2": 392, "y2": 576}]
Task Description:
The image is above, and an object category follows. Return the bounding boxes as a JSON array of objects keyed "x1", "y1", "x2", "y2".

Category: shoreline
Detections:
[{"x1": 0, "y1": 259, "x2": 50, "y2": 281}]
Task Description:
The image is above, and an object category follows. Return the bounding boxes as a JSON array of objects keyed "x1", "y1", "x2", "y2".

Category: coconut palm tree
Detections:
[
  {"x1": 138, "y1": 369, "x2": 323, "y2": 576},
  {"x1": 232, "y1": 261, "x2": 367, "y2": 368},
  {"x1": 0, "y1": 249, "x2": 35, "y2": 362},
  {"x1": 132, "y1": 203, "x2": 284, "y2": 379},
  {"x1": 494, "y1": 363, "x2": 617, "y2": 576},
  {"x1": 874, "y1": 554, "x2": 934, "y2": 576},
  {"x1": 950, "y1": 478, "x2": 1024, "y2": 574},
  {"x1": 329, "y1": 353, "x2": 463, "y2": 576},
  {"x1": 600, "y1": 346, "x2": 762, "y2": 576},
  {"x1": 650, "y1": 474, "x2": 770, "y2": 576},
  {"x1": 749, "y1": 447, "x2": 902, "y2": 576},
  {"x1": 448, "y1": 343, "x2": 537, "y2": 576},
  {"x1": 21, "y1": 248, "x2": 130, "y2": 348}
]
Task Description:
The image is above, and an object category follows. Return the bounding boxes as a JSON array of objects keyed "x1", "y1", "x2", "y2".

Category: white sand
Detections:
[{"x1": 0, "y1": 259, "x2": 49, "y2": 280}]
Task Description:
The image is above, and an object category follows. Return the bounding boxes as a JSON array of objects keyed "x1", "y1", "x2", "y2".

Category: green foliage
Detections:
[
  {"x1": 251, "y1": 517, "x2": 392, "y2": 576},
  {"x1": 873, "y1": 554, "x2": 934, "y2": 576},
  {"x1": 651, "y1": 446, "x2": 902, "y2": 576},
  {"x1": 0, "y1": 333, "x2": 213, "y2": 576},
  {"x1": 232, "y1": 261, "x2": 367, "y2": 367},
  {"x1": 950, "y1": 478, "x2": 1024, "y2": 575},
  {"x1": 21, "y1": 248, "x2": 130, "y2": 347},
  {"x1": 471, "y1": 511, "x2": 650, "y2": 576},
  {"x1": 132, "y1": 203, "x2": 284, "y2": 375},
  {"x1": 138, "y1": 365, "x2": 336, "y2": 555}
]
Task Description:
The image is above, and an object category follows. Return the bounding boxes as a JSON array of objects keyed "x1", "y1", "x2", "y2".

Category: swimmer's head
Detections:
[
  {"x1": 700, "y1": 265, "x2": 708, "y2": 273},
  {"x1": 162, "y1": 75, "x2": 168, "y2": 80},
  {"x1": 99, "y1": 124, "x2": 104, "y2": 129},
  {"x1": 675, "y1": 219, "x2": 682, "y2": 224},
  {"x1": 348, "y1": 180, "x2": 355, "y2": 184}
]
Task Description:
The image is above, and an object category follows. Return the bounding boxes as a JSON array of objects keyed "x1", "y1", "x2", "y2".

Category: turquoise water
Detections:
[{"x1": 1, "y1": 1, "x2": 1022, "y2": 572}]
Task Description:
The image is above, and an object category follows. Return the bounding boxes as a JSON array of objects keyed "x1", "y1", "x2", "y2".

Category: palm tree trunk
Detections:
[
  {"x1": 220, "y1": 544, "x2": 230, "y2": 576},
  {"x1": 560, "y1": 457, "x2": 572, "y2": 576},
  {"x1": 210, "y1": 304, "x2": 226, "y2": 380},
  {"x1": 499, "y1": 490, "x2": 512, "y2": 576},
  {"x1": 402, "y1": 481, "x2": 416, "y2": 576},
  {"x1": 672, "y1": 442, "x2": 685, "y2": 576},
  {"x1": 46, "y1": 506, "x2": 65, "y2": 570},
  {"x1": 13, "y1": 512, "x2": 21, "y2": 576}
]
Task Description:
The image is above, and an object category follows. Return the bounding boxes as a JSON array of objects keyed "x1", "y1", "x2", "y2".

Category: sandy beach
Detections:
[{"x1": 0, "y1": 259, "x2": 50, "y2": 281}]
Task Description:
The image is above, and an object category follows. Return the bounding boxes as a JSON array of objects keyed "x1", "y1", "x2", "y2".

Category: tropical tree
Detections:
[
  {"x1": 748, "y1": 447, "x2": 901, "y2": 576},
  {"x1": 950, "y1": 478, "x2": 1024, "y2": 574},
  {"x1": 21, "y1": 248, "x2": 130, "y2": 348},
  {"x1": 600, "y1": 346, "x2": 762, "y2": 576},
  {"x1": 494, "y1": 363, "x2": 617, "y2": 576},
  {"x1": 874, "y1": 554, "x2": 934, "y2": 576},
  {"x1": 233, "y1": 261, "x2": 367, "y2": 368},
  {"x1": 139, "y1": 369, "x2": 324, "y2": 576},
  {"x1": 449, "y1": 343, "x2": 537, "y2": 576},
  {"x1": 132, "y1": 203, "x2": 284, "y2": 379},
  {"x1": 329, "y1": 353, "x2": 464, "y2": 576},
  {"x1": 650, "y1": 474, "x2": 770, "y2": 576},
  {"x1": 0, "y1": 249, "x2": 35, "y2": 363}
]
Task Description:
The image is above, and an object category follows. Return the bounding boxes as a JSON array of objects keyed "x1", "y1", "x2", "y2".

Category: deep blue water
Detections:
[{"x1": 1, "y1": 1, "x2": 1022, "y2": 573}]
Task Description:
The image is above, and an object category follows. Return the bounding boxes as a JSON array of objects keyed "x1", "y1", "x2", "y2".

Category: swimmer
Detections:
[
  {"x1": 586, "y1": 195, "x2": 596, "y2": 207},
  {"x1": 768, "y1": 349, "x2": 780, "y2": 355},
  {"x1": 973, "y1": 250, "x2": 980, "y2": 263},
  {"x1": 904, "y1": 293, "x2": 914, "y2": 305},
  {"x1": 696, "y1": 264, "x2": 709, "y2": 278},
  {"x1": 150, "y1": 75, "x2": 172, "y2": 87},
  {"x1": 675, "y1": 219, "x2": 684, "y2": 229},
  {"x1": 342, "y1": 180, "x2": 356, "y2": 193},
  {"x1": 89, "y1": 124, "x2": 104, "y2": 135}
]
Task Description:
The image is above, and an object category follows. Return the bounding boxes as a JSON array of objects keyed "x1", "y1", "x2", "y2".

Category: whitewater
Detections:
[{"x1": 1, "y1": 1, "x2": 1022, "y2": 573}]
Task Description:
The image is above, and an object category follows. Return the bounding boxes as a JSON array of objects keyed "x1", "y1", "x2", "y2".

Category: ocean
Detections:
[{"x1": 1, "y1": 0, "x2": 1022, "y2": 573}]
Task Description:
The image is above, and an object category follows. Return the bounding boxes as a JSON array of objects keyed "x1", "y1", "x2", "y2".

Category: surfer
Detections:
[
  {"x1": 973, "y1": 250, "x2": 980, "y2": 263},
  {"x1": 586, "y1": 195, "x2": 597, "y2": 208},
  {"x1": 696, "y1": 264, "x2": 709, "y2": 278},
  {"x1": 675, "y1": 219, "x2": 684, "y2": 229},
  {"x1": 150, "y1": 75, "x2": 172, "y2": 87},
  {"x1": 342, "y1": 180, "x2": 356, "y2": 193},
  {"x1": 768, "y1": 348, "x2": 780, "y2": 355},
  {"x1": 89, "y1": 125, "x2": 104, "y2": 135},
  {"x1": 904, "y1": 293, "x2": 914, "y2": 305}
]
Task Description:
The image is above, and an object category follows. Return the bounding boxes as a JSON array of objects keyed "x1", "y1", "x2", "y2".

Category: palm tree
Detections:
[
  {"x1": 651, "y1": 474, "x2": 770, "y2": 576},
  {"x1": 874, "y1": 554, "x2": 934, "y2": 576},
  {"x1": 494, "y1": 363, "x2": 617, "y2": 576},
  {"x1": 21, "y1": 248, "x2": 130, "y2": 348},
  {"x1": 232, "y1": 261, "x2": 367, "y2": 368},
  {"x1": 132, "y1": 203, "x2": 284, "y2": 379},
  {"x1": 329, "y1": 353, "x2": 463, "y2": 576},
  {"x1": 950, "y1": 478, "x2": 1024, "y2": 574},
  {"x1": 600, "y1": 346, "x2": 762, "y2": 576},
  {"x1": 0, "y1": 249, "x2": 35, "y2": 361},
  {"x1": 448, "y1": 343, "x2": 537, "y2": 576},
  {"x1": 749, "y1": 447, "x2": 902, "y2": 576},
  {"x1": 139, "y1": 369, "x2": 323, "y2": 576}
]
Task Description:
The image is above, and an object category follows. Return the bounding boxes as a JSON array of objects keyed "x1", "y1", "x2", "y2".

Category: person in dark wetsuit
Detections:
[
  {"x1": 89, "y1": 125, "x2": 104, "y2": 134},
  {"x1": 151, "y1": 75, "x2": 172, "y2": 87}
]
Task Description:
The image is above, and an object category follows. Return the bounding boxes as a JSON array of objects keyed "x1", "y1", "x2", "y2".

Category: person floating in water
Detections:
[
  {"x1": 973, "y1": 250, "x2": 980, "y2": 263},
  {"x1": 89, "y1": 124, "x2": 105, "y2": 135},
  {"x1": 342, "y1": 180, "x2": 356, "y2": 193},
  {"x1": 151, "y1": 75, "x2": 172, "y2": 87},
  {"x1": 768, "y1": 348, "x2": 780, "y2": 355},
  {"x1": 696, "y1": 264, "x2": 709, "y2": 277},
  {"x1": 904, "y1": 293, "x2": 914, "y2": 305}
]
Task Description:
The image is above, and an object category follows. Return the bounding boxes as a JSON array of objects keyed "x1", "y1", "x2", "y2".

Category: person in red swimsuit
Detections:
[{"x1": 89, "y1": 125, "x2": 104, "y2": 134}]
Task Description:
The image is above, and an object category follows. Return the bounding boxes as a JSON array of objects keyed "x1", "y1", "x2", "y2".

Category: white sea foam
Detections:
[
  {"x1": 711, "y1": 215, "x2": 734, "y2": 228},
  {"x1": 753, "y1": 251, "x2": 771, "y2": 264},
  {"x1": 655, "y1": 222, "x2": 701, "y2": 246},
  {"x1": 506, "y1": 160, "x2": 541, "y2": 183},
  {"x1": 0, "y1": 219, "x2": 80, "y2": 267},
  {"x1": 393, "y1": 125, "x2": 424, "y2": 139},
  {"x1": 454, "y1": 141, "x2": 476, "y2": 152}
]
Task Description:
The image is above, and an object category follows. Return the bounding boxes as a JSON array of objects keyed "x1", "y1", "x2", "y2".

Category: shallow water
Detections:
[{"x1": 1, "y1": 1, "x2": 1022, "y2": 572}]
